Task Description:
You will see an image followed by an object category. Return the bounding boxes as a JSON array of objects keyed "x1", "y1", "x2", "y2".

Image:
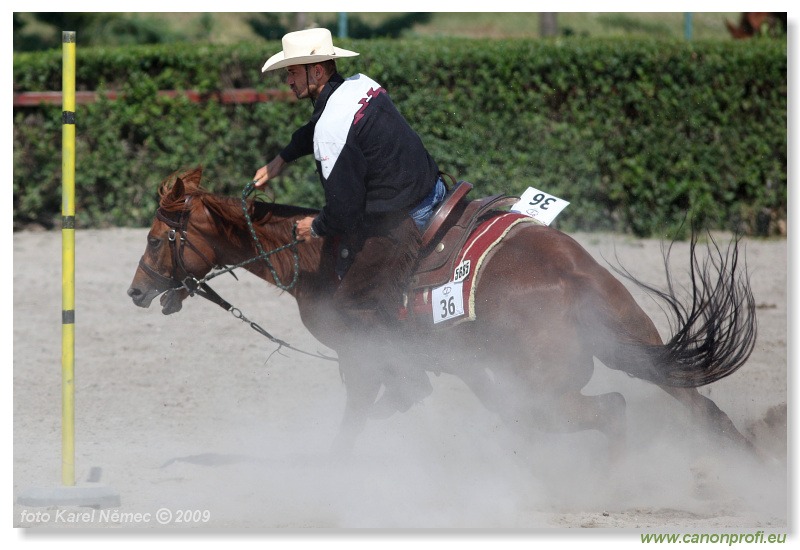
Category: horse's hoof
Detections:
[
  {"x1": 370, "y1": 372, "x2": 432, "y2": 417},
  {"x1": 368, "y1": 397, "x2": 400, "y2": 419}
]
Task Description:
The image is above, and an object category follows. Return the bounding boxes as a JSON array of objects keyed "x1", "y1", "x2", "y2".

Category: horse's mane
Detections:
[{"x1": 158, "y1": 167, "x2": 318, "y2": 247}]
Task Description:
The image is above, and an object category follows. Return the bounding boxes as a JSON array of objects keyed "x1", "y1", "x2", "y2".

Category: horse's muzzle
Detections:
[
  {"x1": 158, "y1": 289, "x2": 185, "y2": 314},
  {"x1": 127, "y1": 285, "x2": 159, "y2": 308},
  {"x1": 127, "y1": 285, "x2": 185, "y2": 315}
]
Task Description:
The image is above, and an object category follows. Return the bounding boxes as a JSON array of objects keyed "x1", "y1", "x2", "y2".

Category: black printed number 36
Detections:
[
  {"x1": 529, "y1": 193, "x2": 557, "y2": 209},
  {"x1": 440, "y1": 296, "x2": 456, "y2": 318}
]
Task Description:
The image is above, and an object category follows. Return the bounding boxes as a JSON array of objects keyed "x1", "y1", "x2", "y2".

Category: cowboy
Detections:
[{"x1": 253, "y1": 28, "x2": 443, "y2": 409}]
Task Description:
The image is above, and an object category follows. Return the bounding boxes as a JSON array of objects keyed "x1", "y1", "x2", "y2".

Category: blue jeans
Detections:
[{"x1": 409, "y1": 177, "x2": 447, "y2": 230}]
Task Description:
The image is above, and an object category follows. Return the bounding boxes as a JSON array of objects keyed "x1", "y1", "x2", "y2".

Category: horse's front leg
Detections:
[{"x1": 329, "y1": 353, "x2": 382, "y2": 460}]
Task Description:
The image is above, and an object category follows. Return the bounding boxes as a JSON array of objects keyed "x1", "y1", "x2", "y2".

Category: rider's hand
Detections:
[
  {"x1": 253, "y1": 155, "x2": 287, "y2": 189},
  {"x1": 295, "y1": 216, "x2": 317, "y2": 241},
  {"x1": 253, "y1": 165, "x2": 269, "y2": 188}
]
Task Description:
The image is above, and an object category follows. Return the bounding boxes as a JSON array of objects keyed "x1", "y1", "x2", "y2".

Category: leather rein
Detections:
[{"x1": 138, "y1": 193, "x2": 337, "y2": 363}]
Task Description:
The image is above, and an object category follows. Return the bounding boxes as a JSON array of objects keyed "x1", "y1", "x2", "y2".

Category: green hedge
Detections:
[{"x1": 13, "y1": 37, "x2": 787, "y2": 236}]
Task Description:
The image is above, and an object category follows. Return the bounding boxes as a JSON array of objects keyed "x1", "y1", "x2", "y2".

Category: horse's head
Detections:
[{"x1": 127, "y1": 167, "x2": 219, "y2": 315}]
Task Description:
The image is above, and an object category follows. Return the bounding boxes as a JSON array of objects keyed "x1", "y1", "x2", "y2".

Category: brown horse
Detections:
[{"x1": 128, "y1": 167, "x2": 758, "y2": 460}]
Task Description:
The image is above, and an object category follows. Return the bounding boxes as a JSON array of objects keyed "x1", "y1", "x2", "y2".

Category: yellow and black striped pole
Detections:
[
  {"x1": 61, "y1": 30, "x2": 76, "y2": 487},
  {"x1": 18, "y1": 31, "x2": 118, "y2": 508}
]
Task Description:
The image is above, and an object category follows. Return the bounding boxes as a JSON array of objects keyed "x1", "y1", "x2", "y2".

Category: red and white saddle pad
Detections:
[{"x1": 401, "y1": 213, "x2": 541, "y2": 328}]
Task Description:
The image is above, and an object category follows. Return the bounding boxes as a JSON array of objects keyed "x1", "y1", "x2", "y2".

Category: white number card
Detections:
[
  {"x1": 511, "y1": 187, "x2": 569, "y2": 226},
  {"x1": 432, "y1": 282, "x2": 464, "y2": 324}
]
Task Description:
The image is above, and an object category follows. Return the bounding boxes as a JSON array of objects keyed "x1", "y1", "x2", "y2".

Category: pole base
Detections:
[{"x1": 17, "y1": 483, "x2": 120, "y2": 508}]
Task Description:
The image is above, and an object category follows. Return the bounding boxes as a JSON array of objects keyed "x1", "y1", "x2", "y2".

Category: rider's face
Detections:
[
  {"x1": 286, "y1": 65, "x2": 309, "y2": 99},
  {"x1": 286, "y1": 64, "x2": 324, "y2": 100}
]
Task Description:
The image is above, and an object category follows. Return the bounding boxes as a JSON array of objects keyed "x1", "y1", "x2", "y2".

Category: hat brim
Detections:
[{"x1": 261, "y1": 47, "x2": 359, "y2": 73}]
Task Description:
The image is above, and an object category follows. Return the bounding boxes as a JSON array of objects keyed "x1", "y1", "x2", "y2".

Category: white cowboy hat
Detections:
[{"x1": 261, "y1": 28, "x2": 359, "y2": 73}]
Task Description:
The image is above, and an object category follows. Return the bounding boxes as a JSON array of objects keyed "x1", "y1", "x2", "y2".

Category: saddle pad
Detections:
[{"x1": 400, "y1": 213, "x2": 540, "y2": 327}]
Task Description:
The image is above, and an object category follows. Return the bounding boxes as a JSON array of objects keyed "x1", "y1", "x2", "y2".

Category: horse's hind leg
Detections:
[
  {"x1": 535, "y1": 389, "x2": 628, "y2": 463},
  {"x1": 528, "y1": 325, "x2": 629, "y2": 459},
  {"x1": 660, "y1": 385, "x2": 755, "y2": 454},
  {"x1": 469, "y1": 333, "x2": 629, "y2": 462}
]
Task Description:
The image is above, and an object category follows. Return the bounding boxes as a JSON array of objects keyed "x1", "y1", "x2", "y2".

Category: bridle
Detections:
[
  {"x1": 137, "y1": 190, "x2": 336, "y2": 362},
  {"x1": 137, "y1": 195, "x2": 231, "y2": 305}
]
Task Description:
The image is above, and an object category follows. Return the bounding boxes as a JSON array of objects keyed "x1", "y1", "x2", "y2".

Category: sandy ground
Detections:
[{"x1": 11, "y1": 227, "x2": 791, "y2": 542}]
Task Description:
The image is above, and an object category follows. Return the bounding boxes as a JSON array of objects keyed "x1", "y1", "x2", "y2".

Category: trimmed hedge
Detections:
[{"x1": 13, "y1": 37, "x2": 786, "y2": 236}]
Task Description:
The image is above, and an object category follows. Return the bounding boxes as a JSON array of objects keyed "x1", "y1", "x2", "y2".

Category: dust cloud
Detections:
[
  {"x1": 140, "y1": 351, "x2": 786, "y2": 529},
  {"x1": 13, "y1": 229, "x2": 788, "y2": 530}
]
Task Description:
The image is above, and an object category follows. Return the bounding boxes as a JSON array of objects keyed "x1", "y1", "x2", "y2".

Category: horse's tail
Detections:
[{"x1": 596, "y1": 230, "x2": 757, "y2": 388}]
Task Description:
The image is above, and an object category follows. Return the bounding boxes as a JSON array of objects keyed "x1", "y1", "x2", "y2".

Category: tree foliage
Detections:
[{"x1": 13, "y1": 37, "x2": 786, "y2": 236}]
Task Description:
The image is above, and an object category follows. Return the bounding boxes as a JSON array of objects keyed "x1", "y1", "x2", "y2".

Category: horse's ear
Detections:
[
  {"x1": 179, "y1": 166, "x2": 203, "y2": 189},
  {"x1": 169, "y1": 177, "x2": 186, "y2": 202}
]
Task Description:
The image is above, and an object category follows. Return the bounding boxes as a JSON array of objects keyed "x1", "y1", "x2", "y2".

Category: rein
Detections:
[
  {"x1": 239, "y1": 180, "x2": 300, "y2": 291},
  {"x1": 141, "y1": 184, "x2": 337, "y2": 363}
]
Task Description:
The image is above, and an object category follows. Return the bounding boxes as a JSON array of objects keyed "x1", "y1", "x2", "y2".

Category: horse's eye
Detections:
[{"x1": 148, "y1": 237, "x2": 161, "y2": 249}]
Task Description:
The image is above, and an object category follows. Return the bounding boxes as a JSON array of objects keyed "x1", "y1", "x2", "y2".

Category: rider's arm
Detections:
[{"x1": 253, "y1": 121, "x2": 315, "y2": 188}]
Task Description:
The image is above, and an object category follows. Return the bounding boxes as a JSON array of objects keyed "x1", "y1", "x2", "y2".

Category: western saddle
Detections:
[{"x1": 411, "y1": 181, "x2": 518, "y2": 291}]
